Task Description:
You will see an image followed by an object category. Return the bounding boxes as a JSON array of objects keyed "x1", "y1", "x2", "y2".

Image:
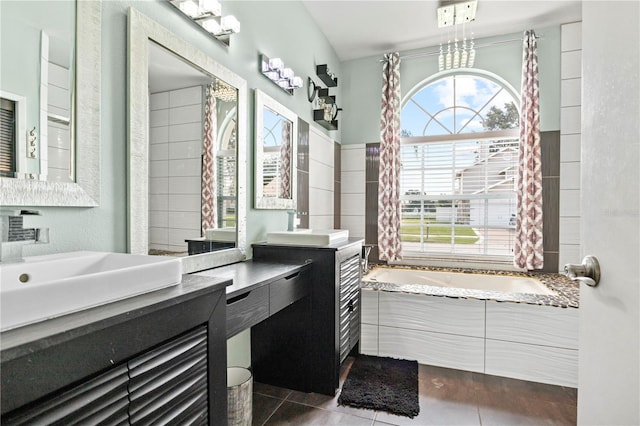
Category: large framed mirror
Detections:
[
  {"x1": 0, "y1": 0, "x2": 100, "y2": 206},
  {"x1": 254, "y1": 90, "x2": 297, "y2": 210},
  {"x1": 128, "y1": 8, "x2": 247, "y2": 273}
]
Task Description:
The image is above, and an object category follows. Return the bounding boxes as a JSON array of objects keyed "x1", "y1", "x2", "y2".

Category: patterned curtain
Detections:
[
  {"x1": 378, "y1": 52, "x2": 402, "y2": 262},
  {"x1": 279, "y1": 120, "x2": 292, "y2": 199},
  {"x1": 202, "y1": 83, "x2": 218, "y2": 235},
  {"x1": 514, "y1": 30, "x2": 543, "y2": 270}
]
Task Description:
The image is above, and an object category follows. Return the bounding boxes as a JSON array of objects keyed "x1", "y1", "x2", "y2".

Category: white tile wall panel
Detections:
[
  {"x1": 560, "y1": 134, "x2": 581, "y2": 162},
  {"x1": 341, "y1": 170, "x2": 365, "y2": 194},
  {"x1": 309, "y1": 188, "x2": 334, "y2": 216},
  {"x1": 561, "y1": 22, "x2": 582, "y2": 52},
  {"x1": 560, "y1": 217, "x2": 582, "y2": 246},
  {"x1": 150, "y1": 109, "x2": 169, "y2": 127},
  {"x1": 340, "y1": 215, "x2": 366, "y2": 239},
  {"x1": 341, "y1": 193, "x2": 366, "y2": 217},
  {"x1": 485, "y1": 302, "x2": 579, "y2": 349},
  {"x1": 47, "y1": 85, "x2": 70, "y2": 111},
  {"x1": 561, "y1": 78, "x2": 581, "y2": 107},
  {"x1": 308, "y1": 215, "x2": 334, "y2": 230},
  {"x1": 559, "y1": 189, "x2": 581, "y2": 217},
  {"x1": 168, "y1": 176, "x2": 201, "y2": 194},
  {"x1": 169, "y1": 211, "x2": 201, "y2": 230},
  {"x1": 560, "y1": 106, "x2": 581, "y2": 135},
  {"x1": 309, "y1": 160, "x2": 334, "y2": 191},
  {"x1": 378, "y1": 292, "x2": 485, "y2": 338},
  {"x1": 361, "y1": 289, "x2": 378, "y2": 325},
  {"x1": 47, "y1": 124, "x2": 70, "y2": 149},
  {"x1": 360, "y1": 324, "x2": 378, "y2": 356},
  {"x1": 149, "y1": 227, "x2": 169, "y2": 245},
  {"x1": 168, "y1": 228, "x2": 200, "y2": 246},
  {"x1": 485, "y1": 340, "x2": 578, "y2": 387},
  {"x1": 341, "y1": 145, "x2": 365, "y2": 172},
  {"x1": 560, "y1": 161, "x2": 581, "y2": 190},
  {"x1": 561, "y1": 50, "x2": 582, "y2": 79},
  {"x1": 149, "y1": 143, "x2": 169, "y2": 161},
  {"x1": 559, "y1": 244, "x2": 581, "y2": 271},
  {"x1": 168, "y1": 194, "x2": 200, "y2": 212},
  {"x1": 149, "y1": 177, "x2": 168, "y2": 195},
  {"x1": 378, "y1": 326, "x2": 485, "y2": 373},
  {"x1": 169, "y1": 86, "x2": 202, "y2": 108},
  {"x1": 169, "y1": 140, "x2": 201, "y2": 160},
  {"x1": 47, "y1": 147, "x2": 70, "y2": 170},
  {"x1": 169, "y1": 122, "x2": 202, "y2": 142},
  {"x1": 149, "y1": 194, "x2": 169, "y2": 211},
  {"x1": 46, "y1": 168, "x2": 72, "y2": 183},
  {"x1": 168, "y1": 158, "x2": 201, "y2": 177},
  {"x1": 48, "y1": 63, "x2": 69, "y2": 89},
  {"x1": 149, "y1": 211, "x2": 169, "y2": 228},
  {"x1": 150, "y1": 126, "x2": 169, "y2": 144},
  {"x1": 150, "y1": 92, "x2": 169, "y2": 110},
  {"x1": 149, "y1": 160, "x2": 168, "y2": 178},
  {"x1": 309, "y1": 128, "x2": 334, "y2": 166},
  {"x1": 169, "y1": 104, "x2": 203, "y2": 125}
]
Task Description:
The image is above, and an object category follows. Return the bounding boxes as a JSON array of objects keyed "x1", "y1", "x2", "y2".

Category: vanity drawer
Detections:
[
  {"x1": 226, "y1": 286, "x2": 269, "y2": 338},
  {"x1": 270, "y1": 269, "x2": 311, "y2": 315}
]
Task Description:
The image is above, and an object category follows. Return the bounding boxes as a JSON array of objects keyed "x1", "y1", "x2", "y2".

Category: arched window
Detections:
[{"x1": 399, "y1": 72, "x2": 520, "y2": 262}]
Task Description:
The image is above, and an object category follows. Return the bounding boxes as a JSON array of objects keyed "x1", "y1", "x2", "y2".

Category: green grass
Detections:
[{"x1": 400, "y1": 217, "x2": 479, "y2": 244}]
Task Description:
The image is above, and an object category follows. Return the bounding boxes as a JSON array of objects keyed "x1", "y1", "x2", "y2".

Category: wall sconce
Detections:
[
  {"x1": 259, "y1": 54, "x2": 303, "y2": 95},
  {"x1": 169, "y1": 0, "x2": 240, "y2": 45}
]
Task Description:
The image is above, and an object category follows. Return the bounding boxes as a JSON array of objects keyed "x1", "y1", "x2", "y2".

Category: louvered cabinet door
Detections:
[
  {"x1": 2, "y1": 365, "x2": 130, "y2": 426},
  {"x1": 127, "y1": 326, "x2": 209, "y2": 425},
  {"x1": 338, "y1": 254, "x2": 361, "y2": 364}
]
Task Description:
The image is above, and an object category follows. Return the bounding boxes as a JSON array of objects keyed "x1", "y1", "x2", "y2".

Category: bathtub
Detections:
[
  {"x1": 364, "y1": 267, "x2": 556, "y2": 296},
  {"x1": 360, "y1": 266, "x2": 580, "y2": 387}
]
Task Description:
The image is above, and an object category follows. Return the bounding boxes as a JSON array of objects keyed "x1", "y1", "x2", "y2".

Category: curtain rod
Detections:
[{"x1": 379, "y1": 35, "x2": 543, "y2": 62}]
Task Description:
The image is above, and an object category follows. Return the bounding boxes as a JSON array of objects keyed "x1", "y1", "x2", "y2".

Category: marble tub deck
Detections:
[{"x1": 361, "y1": 265, "x2": 579, "y2": 308}]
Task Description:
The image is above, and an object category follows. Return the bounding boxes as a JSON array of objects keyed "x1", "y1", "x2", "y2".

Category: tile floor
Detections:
[{"x1": 251, "y1": 357, "x2": 577, "y2": 425}]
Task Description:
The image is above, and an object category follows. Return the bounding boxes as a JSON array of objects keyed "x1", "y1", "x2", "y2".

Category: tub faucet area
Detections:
[{"x1": 0, "y1": 210, "x2": 49, "y2": 262}]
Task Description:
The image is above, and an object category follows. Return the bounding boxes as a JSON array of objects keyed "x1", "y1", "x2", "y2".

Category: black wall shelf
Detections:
[
  {"x1": 313, "y1": 110, "x2": 338, "y2": 131},
  {"x1": 316, "y1": 65, "x2": 338, "y2": 87}
]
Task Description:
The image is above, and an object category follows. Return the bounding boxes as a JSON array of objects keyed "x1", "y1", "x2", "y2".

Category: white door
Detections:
[{"x1": 578, "y1": 2, "x2": 639, "y2": 424}]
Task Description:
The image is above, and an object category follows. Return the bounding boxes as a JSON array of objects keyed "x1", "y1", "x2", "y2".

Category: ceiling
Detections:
[{"x1": 301, "y1": 0, "x2": 582, "y2": 61}]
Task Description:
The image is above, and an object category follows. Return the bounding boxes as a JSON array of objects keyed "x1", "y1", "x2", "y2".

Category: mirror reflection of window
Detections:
[
  {"x1": 0, "y1": 97, "x2": 17, "y2": 177},
  {"x1": 262, "y1": 107, "x2": 293, "y2": 199}
]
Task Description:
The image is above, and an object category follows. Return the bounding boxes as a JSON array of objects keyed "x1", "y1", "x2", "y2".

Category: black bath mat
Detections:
[{"x1": 338, "y1": 355, "x2": 420, "y2": 418}]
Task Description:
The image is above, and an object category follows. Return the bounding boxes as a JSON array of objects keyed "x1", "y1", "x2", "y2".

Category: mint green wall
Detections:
[
  {"x1": 20, "y1": 0, "x2": 341, "y2": 259},
  {"x1": 340, "y1": 26, "x2": 560, "y2": 145}
]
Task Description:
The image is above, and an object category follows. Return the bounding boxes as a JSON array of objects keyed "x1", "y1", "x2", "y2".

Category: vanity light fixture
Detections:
[
  {"x1": 259, "y1": 54, "x2": 303, "y2": 95},
  {"x1": 169, "y1": 0, "x2": 240, "y2": 44}
]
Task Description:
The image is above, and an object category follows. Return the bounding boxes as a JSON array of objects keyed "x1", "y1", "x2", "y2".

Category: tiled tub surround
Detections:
[{"x1": 360, "y1": 266, "x2": 579, "y2": 388}]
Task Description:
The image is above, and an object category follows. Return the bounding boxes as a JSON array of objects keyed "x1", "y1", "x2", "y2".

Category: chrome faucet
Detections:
[{"x1": 0, "y1": 209, "x2": 50, "y2": 262}]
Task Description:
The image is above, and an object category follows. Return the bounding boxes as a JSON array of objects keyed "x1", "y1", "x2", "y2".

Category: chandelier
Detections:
[
  {"x1": 212, "y1": 80, "x2": 237, "y2": 103},
  {"x1": 437, "y1": 0, "x2": 478, "y2": 71}
]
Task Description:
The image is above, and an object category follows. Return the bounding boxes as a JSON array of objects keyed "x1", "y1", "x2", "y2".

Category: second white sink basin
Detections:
[
  {"x1": 0, "y1": 251, "x2": 182, "y2": 331},
  {"x1": 266, "y1": 229, "x2": 349, "y2": 246}
]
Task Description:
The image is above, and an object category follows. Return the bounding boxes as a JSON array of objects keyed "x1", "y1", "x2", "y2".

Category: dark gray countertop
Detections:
[
  {"x1": 253, "y1": 237, "x2": 364, "y2": 252},
  {"x1": 194, "y1": 260, "x2": 311, "y2": 299},
  {"x1": 1, "y1": 273, "x2": 230, "y2": 359}
]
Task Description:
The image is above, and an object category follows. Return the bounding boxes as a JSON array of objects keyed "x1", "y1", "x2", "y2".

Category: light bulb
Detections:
[
  {"x1": 280, "y1": 68, "x2": 294, "y2": 80},
  {"x1": 221, "y1": 15, "x2": 240, "y2": 33},
  {"x1": 268, "y1": 58, "x2": 284, "y2": 71},
  {"x1": 468, "y1": 39, "x2": 476, "y2": 67},
  {"x1": 199, "y1": 0, "x2": 221, "y2": 16},
  {"x1": 291, "y1": 76, "x2": 303, "y2": 88},
  {"x1": 460, "y1": 38, "x2": 468, "y2": 67},
  {"x1": 178, "y1": 0, "x2": 199, "y2": 17},
  {"x1": 453, "y1": 38, "x2": 460, "y2": 68},
  {"x1": 201, "y1": 18, "x2": 221, "y2": 35}
]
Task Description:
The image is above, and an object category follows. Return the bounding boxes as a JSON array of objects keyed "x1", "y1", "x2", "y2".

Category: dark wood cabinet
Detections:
[
  {"x1": 252, "y1": 239, "x2": 362, "y2": 395},
  {"x1": 1, "y1": 276, "x2": 229, "y2": 425}
]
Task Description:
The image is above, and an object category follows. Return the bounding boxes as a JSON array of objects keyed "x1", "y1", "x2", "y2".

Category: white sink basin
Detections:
[
  {"x1": 266, "y1": 229, "x2": 349, "y2": 246},
  {"x1": 204, "y1": 227, "x2": 236, "y2": 242},
  {"x1": 0, "y1": 251, "x2": 182, "y2": 331}
]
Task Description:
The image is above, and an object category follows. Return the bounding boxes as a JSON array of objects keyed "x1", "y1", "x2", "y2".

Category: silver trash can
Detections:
[{"x1": 227, "y1": 367, "x2": 252, "y2": 426}]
